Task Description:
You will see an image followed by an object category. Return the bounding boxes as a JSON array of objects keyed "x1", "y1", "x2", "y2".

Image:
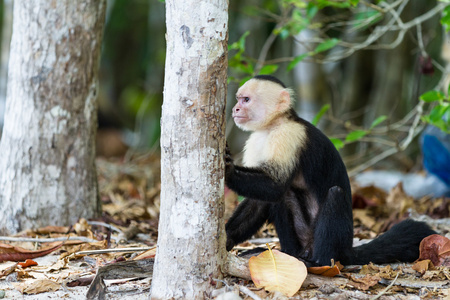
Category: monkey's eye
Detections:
[{"x1": 243, "y1": 97, "x2": 250, "y2": 103}]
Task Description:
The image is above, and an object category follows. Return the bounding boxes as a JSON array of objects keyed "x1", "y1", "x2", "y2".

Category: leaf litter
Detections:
[{"x1": 0, "y1": 156, "x2": 449, "y2": 299}]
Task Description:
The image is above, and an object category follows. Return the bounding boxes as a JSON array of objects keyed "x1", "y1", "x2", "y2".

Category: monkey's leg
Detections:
[
  {"x1": 225, "y1": 199, "x2": 271, "y2": 251},
  {"x1": 269, "y1": 202, "x2": 306, "y2": 259},
  {"x1": 311, "y1": 186, "x2": 353, "y2": 266}
]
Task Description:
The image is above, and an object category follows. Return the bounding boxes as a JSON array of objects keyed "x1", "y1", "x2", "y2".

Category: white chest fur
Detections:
[
  {"x1": 242, "y1": 131, "x2": 269, "y2": 167},
  {"x1": 242, "y1": 121, "x2": 307, "y2": 179}
]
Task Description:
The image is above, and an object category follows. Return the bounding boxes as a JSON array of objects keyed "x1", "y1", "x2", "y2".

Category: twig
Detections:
[
  {"x1": 0, "y1": 236, "x2": 98, "y2": 243},
  {"x1": 238, "y1": 285, "x2": 263, "y2": 300},
  {"x1": 88, "y1": 221, "x2": 123, "y2": 234},
  {"x1": 348, "y1": 147, "x2": 398, "y2": 177},
  {"x1": 255, "y1": 29, "x2": 279, "y2": 74},
  {"x1": 399, "y1": 101, "x2": 425, "y2": 151},
  {"x1": 370, "y1": 272, "x2": 400, "y2": 300},
  {"x1": 281, "y1": 1, "x2": 448, "y2": 63},
  {"x1": 75, "y1": 246, "x2": 155, "y2": 256}
]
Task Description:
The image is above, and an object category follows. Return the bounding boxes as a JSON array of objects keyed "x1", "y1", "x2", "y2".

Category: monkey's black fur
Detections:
[{"x1": 225, "y1": 76, "x2": 435, "y2": 266}]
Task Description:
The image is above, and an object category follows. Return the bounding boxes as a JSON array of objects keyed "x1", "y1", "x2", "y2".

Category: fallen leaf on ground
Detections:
[
  {"x1": 353, "y1": 209, "x2": 376, "y2": 230},
  {"x1": 418, "y1": 234, "x2": 450, "y2": 266},
  {"x1": 412, "y1": 259, "x2": 434, "y2": 275},
  {"x1": 352, "y1": 185, "x2": 387, "y2": 209},
  {"x1": 73, "y1": 218, "x2": 93, "y2": 237},
  {"x1": 60, "y1": 240, "x2": 107, "y2": 259},
  {"x1": 13, "y1": 279, "x2": 61, "y2": 294},
  {"x1": 386, "y1": 183, "x2": 414, "y2": 215},
  {"x1": 0, "y1": 242, "x2": 63, "y2": 263},
  {"x1": 18, "y1": 259, "x2": 38, "y2": 268},
  {"x1": 308, "y1": 260, "x2": 342, "y2": 277},
  {"x1": 0, "y1": 262, "x2": 18, "y2": 277},
  {"x1": 249, "y1": 248, "x2": 307, "y2": 297},
  {"x1": 348, "y1": 274, "x2": 380, "y2": 291},
  {"x1": 34, "y1": 225, "x2": 70, "y2": 235}
]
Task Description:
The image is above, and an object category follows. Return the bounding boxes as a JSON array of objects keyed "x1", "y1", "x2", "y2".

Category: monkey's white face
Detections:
[
  {"x1": 233, "y1": 81, "x2": 267, "y2": 131},
  {"x1": 233, "y1": 79, "x2": 291, "y2": 131}
]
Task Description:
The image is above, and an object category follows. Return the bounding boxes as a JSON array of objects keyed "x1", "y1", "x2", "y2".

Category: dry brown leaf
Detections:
[
  {"x1": 418, "y1": 234, "x2": 450, "y2": 267},
  {"x1": 13, "y1": 279, "x2": 60, "y2": 294},
  {"x1": 386, "y1": 183, "x2": 414, "y2": 215},
  {"x1": 46, "y1": 257, "x2": 69, "y2": 272},
  {"x1": 353, "y1": 209, "x2": 376, "y2": 229},
  {"x1": 73, "y1": 218, "x2": 93, "y2": 237},
  {"x1": 352, "y1": 185, "x2": 387, "y2": 209},
  {"x1": 0, "y1": 262, "x2": 18, "y2": 277},
  {"x1": 308, "y1": 260, "x2": 342, "y2": 277},
  {"x1": 34, "y1": 225, "x2": 70, "y2": 235},
  {"x1": 18, "y1": 259, "x2": 38, "y2": 268},
  {"x1": 60, "y1": 240, "x2": 108, "y2": 259},
  {"x1": 359, "y1": 263, "x2": 379, "y2": 275},
  {"x1": 412, "y1": 259, "x2": 434, "y2": 275},
  {"x1": 348, "y1": 274, "x2": 380, "y2": 291},
  {"x1": 0, "y1": 242, "x2": 63, "y2": 263},
  {"x1": 248, "y1": 248, "x2": 307, "y2": 297}
]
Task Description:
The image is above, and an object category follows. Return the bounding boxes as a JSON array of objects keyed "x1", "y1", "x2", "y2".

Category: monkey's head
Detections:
[{"x1": 233, "y1": 75, "x2": 293, "y2": 131}]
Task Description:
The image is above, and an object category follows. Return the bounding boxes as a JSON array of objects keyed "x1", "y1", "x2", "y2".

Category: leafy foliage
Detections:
[
  {"x1": 227, "y1": 0, "x2": 450, "y2": 161},
  {"x1": 420, "y1": 90, "x2": 450, "y2": 133}
]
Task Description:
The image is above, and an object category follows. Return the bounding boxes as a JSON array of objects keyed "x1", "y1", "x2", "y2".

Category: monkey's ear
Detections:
[{"x1": 277, "y1": 90, "x2": 292, "y2": 112}]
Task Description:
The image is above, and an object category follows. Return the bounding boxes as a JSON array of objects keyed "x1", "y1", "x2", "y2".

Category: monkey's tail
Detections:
[{"x1": 346, "y1": 219, "x2": 436, "y2": 265}]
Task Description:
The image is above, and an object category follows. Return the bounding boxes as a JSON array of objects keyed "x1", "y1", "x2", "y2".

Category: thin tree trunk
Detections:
[
  {"x1": 0, "y1": 0, "x2": 106, "y2": 234},
  {"x1": 151, "y1": 0, "x2": 228, "y2": 298}
]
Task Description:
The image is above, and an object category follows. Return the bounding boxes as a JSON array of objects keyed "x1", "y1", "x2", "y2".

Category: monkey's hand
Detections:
[
  {"x1": 226, "y1": 236, "x2": 235, "y2": 251},
  {"x1": 225, "y1": 143, "x2": 235, "y2": 182}
]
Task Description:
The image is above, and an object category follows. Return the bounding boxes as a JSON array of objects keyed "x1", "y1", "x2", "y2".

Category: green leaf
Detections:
[
  {"x1": 345, "y1": 130, "x2": 368, "y2": 142},
  {"x1": 420, "y1": 90, "x2": 445, "y2": 102},
  {"x1": 369, "y1": 115, "x2": 387, "y2": 129},
  {"x1": 315, "y1": 0, "x2": 351, "y2": 9},
  {"x1": 287, "y1": 53, "x2": 310, "y2": 71},
  {"x1": 311, "y1": 104, "x2": 330, "y2": 126},
  {"x1": 441, "y1": 6, "x2": 450, "y2": 32},
  {"x1": 277, "y1": 27, "x2": 291, "y2": 40},
  {"x1": 429, "y1": 104, "x2": 449, "y2": 122},
  {"x1": 306, "y1": 3, "x2": 318, "y2": 19},
  {"x1": 314, "y1": 38, "x2": 340, "y2": 54},
  {"x1": 259, "y1": 64, "x2": 279, "y2": 75},
  {"x1": 330, "y1": 138, "x2": 344, "y2": 150},
  {"x1": 229, "y1": 31, "x2": 250, "y2": 51}
]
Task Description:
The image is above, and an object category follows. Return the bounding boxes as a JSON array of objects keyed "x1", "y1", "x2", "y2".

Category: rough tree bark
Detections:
[
  {"x1": 0, "y1": 0, "x2": 106, "y2": 234},
  {"x1": 0, "y1": 0, "x2": 13, "y2": 127},
  {"x1": 151, "y1": 0, "x2": 228, "y2": 299}
]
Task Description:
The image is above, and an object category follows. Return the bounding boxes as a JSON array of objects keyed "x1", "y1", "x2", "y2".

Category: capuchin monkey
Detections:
[{"x1": 225, "y1": 75, "x2": 435, "y2": 266}]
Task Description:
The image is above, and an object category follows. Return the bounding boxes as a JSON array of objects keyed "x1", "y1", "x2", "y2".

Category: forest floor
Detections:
[{"x1": 0, "y1": 154, "x2": 449, "y2": 299}]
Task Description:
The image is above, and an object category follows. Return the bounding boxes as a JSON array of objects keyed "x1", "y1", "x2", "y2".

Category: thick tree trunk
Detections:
[
  {"x1": 0, "y1": 0, "x2": 106, "y2": 234},
  {"x1": 0, "y1": 0, "x2": 13, "y2": 128},
  {"x1": 151, "y1": 0, "x2": 228, "y2": 299}
]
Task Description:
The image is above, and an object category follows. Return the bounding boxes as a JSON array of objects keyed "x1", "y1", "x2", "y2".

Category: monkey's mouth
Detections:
[{"x1": 232, "y1": 116, "x2": 247, "y2": 123}]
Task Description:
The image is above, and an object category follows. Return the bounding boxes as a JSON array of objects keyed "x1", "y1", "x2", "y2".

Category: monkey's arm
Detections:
[
  {"x1": 225, "y1": 199, "x2": 271, "y2": 250},
  {"x1": 225, "y1": 147, "x2": 288, "y2": 201}
]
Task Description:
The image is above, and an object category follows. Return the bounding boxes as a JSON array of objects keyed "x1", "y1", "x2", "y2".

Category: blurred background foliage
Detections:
[{"x1": 0, "y1": 0, "x2": 449, "y2": 175}]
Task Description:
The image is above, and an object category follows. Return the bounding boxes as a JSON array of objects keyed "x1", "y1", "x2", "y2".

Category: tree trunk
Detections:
[
  {"x1": 151, "y1": 0, "x2": 228, "y2": 299},
  {"x1": 0, "y1": 0, "x2": 13, "y2": 128},
  {"x1": 0, "y1": 0, "x2": 106, "y2": 235}
]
